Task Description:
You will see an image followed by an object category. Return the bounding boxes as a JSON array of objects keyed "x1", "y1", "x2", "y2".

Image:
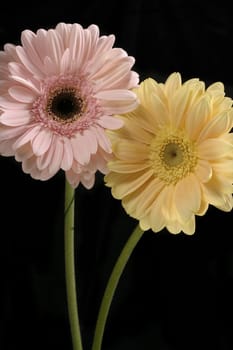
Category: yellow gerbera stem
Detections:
[
  {"x1": 91, "y1": 224, "x2": 144, "y2": 350},
  {"x1": 64, "y1": 179, "x2": 83, "y2": 350}
]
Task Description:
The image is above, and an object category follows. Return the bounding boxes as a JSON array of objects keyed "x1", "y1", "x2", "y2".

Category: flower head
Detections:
[
  {"x1": 0, "y1": 22, "x2": 139, "y2": 188},
  {"x1": 105, "y1": 73, "x2": 233, "y2": 234}
]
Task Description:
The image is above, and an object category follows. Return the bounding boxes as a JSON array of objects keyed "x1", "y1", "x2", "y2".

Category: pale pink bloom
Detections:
[{"x1": 0, "y1": 22, "x2": 139, "y2": 188}]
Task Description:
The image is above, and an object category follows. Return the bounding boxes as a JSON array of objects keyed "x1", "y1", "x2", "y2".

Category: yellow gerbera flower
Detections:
[{"x1": 105, "y1": 73, "x2": 233, "y2": 235}]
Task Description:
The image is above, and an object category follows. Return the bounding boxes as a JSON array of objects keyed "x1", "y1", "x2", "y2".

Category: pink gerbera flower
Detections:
[{"x1": 0, "y1": 22, "x2": 139, "y2": 188}]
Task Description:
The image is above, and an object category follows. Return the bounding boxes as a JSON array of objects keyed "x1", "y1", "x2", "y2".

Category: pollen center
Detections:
[
  {"x1": 163, "y1": 142, "x2": 184, "y2": 166},
  {"x1": 47, "y1": 88, "x2": 85, "y2": 122},
  {"x1": 150, "y1": 128, "x2": 197, "y2": 185}
]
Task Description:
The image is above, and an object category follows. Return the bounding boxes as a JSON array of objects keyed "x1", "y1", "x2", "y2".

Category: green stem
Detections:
[
  {"x1": 91, "y1": 224, "x2": 144, "y2": 350},
  {"x1": 64, "y1": 180, "x2": 83, "y2": 350}
]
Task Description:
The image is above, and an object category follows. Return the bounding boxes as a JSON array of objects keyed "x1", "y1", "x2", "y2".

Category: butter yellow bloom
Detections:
[{"x1": 105, "y1": 73, "x2": 233, "y2": 234}]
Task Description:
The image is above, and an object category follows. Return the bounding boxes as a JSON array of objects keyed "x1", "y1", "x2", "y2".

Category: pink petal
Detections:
[
  {"x1": 127, "y1": 71, "x2": 140, "y2": 88},
  {"x1": 21, "y1": 30, "x2": 45, "y2": 73},
  {"x1": 39, "y1": 168, "x2": 52, "y2": 181},
  {"x1": 34, "y1": 29, "x2": 50, "y2": 61},
  {"x1": 31, "y1": 165, "x2": 46, "y2": 180},
  {"x1": 80, "y1": 171, "x2": 95, "y2": 189},
  {"x1": 0, "y1": 110, "x2": 32, "y2": 126},
  {"x1": 32, "y1": 128, "x2": 53, "y2": 156},
  {"x1": 61, "y1": 137, "x2": 73, "y2": 171},
  {"x1": 13, "y1": 124, "x2": 41, "y2": 150},
  {"x1": 8, "y1": 62, "x2": 32, "y2": 79},
  {"x1": 82, "y1": 28, "x2": 92, "y2": 64},
  {"x1": 83, "y1": 129, "x2": 98, "y2": 154},
  {"x1": 91, "y1": 56, "x2": 136, "y2": 90},
  {"x1": 43, "y1": 56, "x2": 58, "y2": 75},
  {"x1": 36, "y1": 136, "x2": 55, "y2": 170},
  {"x1": 49, "y1": 136, "x2": 64, "y2": 175},
  {"x1": 0, "y1": 124, "x2": 28, "y2": 141},
  {"x1": 95, "y1": 34, "x2": 115, "y2": 57},
  {"x1": 97, "y1": 115, "x2": 124, "y2": 129},
  {"x1": 65, "y1": 169, "x2": 81, "y2": 188},
  {"x1": 16, "y1": 46, "x2": 43, "y2": 77},
  {"x1": 0, "y1": 95, "x2": 28, "y2": 110},
  {"x1": 95, "y1": 89, "x2": 139, "y2": 114},
  {"x1": 92, "y1": 126, "x2": 112, "y2": 153},
  {"x1": 71, "y1": 133, "x2": 91, "y2": 165},
  {"x1": 88, "y1": 48, "x2": 127, "y2": 79},
  {"x1": 68, "y1": 23, "x2": 85, "y2": 69},
  {"x1": 0, "y1": 138, "x2": 15, "y2": 155},
  {"x1": 91, "y1": 151, "x2": 109, "y2": 174},
  {"x1": 60, "y1": 48, "x2": 71, "y2": 73},
  {"x1": 95, "y1": 89, "x2": 137, "y2": 101},
  {"x1": 101, "y1": 99, "x2": 139, "y2": 115},
  {"x1": 8, "y1": 71, "x2": 40, "y2": 93},
  {"x1": 22, "y1": 155, "x2": 37, "y2": 173},
  {"x1": 47, "y1": 29, "x2": 63, "y2": 65},
  {"x1": 15, "y1": 142, "x2": 34, "y2": 161},
  {"x1": 87, "y1": 24, "x2": 99, "y2": 48}
]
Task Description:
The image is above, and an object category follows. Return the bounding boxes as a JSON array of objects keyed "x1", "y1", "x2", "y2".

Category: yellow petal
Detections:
[
  {"x1": 215, "y1": 194, "x2": 233, "y2": 212},
  {"x1": 166, "y1": 221, "x2": 183, "y2": 234},
  {"x1": 182, "y1": 215, "x2": 195, "y2": 235},
  {"x1": 186, "y1": 96, "x2": 211, "y2": 140},
  {"x1": 123, "y1": 177, "x2": 164, "y2": 218},
  {"x1": 174, "y1": 174, "x2": 201, "y2": 222},
  {"x1": 196, "y1": 200, "x2": 209, "y2": 216},
  {"x1": 149, "y1": 187, "x2": 168, "y2": 232},
  {"x1": 197, "y1": 110, "x2": 233, "y2": 142},
  {"x1": 198, "y1": 138, "x2": 233, "y2": 159},
  {"x1": 113, "y1": 140, "x2": 148, "y2": 161},
  {"x1": 139, "y1": 216, "x2": 151, "y2": 231},
  {"x1": 107, "y1": 160, "x2": 150, "y2": 173},
  {"x1": 164, "y1": 72, "x2": 182, "y2": 99},
  {"x1": 201, "y1": 177, "x2": 231, "y2": 208},
  {"x1": 195, "y1": 159, "x2": 212, "y2": 183},
  {"x1": 108, "y1": 169, "x2": 154, "y2": 199}
]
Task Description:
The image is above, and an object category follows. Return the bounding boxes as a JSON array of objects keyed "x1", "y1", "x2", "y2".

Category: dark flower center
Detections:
[{"x1": 47, "y1": 88, "x2": 84, "y2": 122}]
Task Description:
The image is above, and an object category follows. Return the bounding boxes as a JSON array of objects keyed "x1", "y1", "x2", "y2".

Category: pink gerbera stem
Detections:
[{"x1": 64, "y1": 180, "x2": 83, "y2": 350}]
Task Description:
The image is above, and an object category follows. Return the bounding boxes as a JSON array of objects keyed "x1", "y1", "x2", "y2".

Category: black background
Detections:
[{"x1": 1, "y1": 1, "x2": 233, "y2": 349}]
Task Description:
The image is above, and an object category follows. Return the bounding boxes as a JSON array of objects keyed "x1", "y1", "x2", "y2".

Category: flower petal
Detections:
[
  {"x1": 198, "y1": 138, "x2": 233, "y2": 159},
  {"x1": 195, "y1": 159, "x2": 212, "y2": 183},
  {"x1": 83, "y1": 129, "x2": 98, "y2": 154},
  {"x1": 174, "y1": 174, "x2": 201, "y2": 222},
  {"x1": 107, "y1": 160, "x2": 150, "y2": 174},
  {"x1": 97, "y1": 115, "x2": 124, "y2": 130},
  {"x1": 13, "y1": 125, "x2": 41, "y2": 150},
  {"x1": 186, "y1": 96, "x2": 211, "y2": 140},
  {"x1": 107, "y1": 169, "x2": 154, "y2": 199},
  {"x1": 49, "y1": 136, "x2": 64, "y2": 175},
  {"x1": 61, "y1": 137, "x2": 73, "y2": 171},
  {"x1": 0, "y1": 95, "x2": 28, "y2": 110},
  {"x1": 32, "y1": 128, "x2": 53, "y2": 156},
  {"x1": 0, "y1": 110, "x2": 32, "y2": 126},
  {"x1": 92, "y1": 126, "x2": 112, "y2": 153},
  {"x1": 112, "y1": 140, "x2": 148, "y2": 161},
  {"x1": 149, "y1": 187, "x2": 167, "y2": 232},
  {"x1": 15, "y1": 142, "x2": 34, "y2": 161},
  {"x1": 197, "y1": 110, "x2": 233, "y2": 142},
  {"x1": 122, "y1": 177, "x2": 164, "y2": 218},
  {"x1": 71, "y1": 133, "x2": 91, "y2": 165}
]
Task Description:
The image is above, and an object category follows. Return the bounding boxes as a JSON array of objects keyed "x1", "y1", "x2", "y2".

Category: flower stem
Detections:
[
  {"x1": 64, "y1": 180, "x2": 83, "y2": 350},
  {"x1": 91, "y1": 224, "x2": 144, "y2": 350}
]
